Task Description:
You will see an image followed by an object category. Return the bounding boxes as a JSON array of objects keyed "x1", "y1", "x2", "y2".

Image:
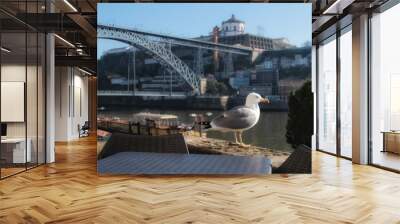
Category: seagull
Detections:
[{"x1": 205, "y1": 92, "x2": 270, "y2": 147}]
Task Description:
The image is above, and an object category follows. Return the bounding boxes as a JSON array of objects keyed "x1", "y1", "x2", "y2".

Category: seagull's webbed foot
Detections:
[{"x1": 239, "y1": 143, "x2": 251, "y2": 148}]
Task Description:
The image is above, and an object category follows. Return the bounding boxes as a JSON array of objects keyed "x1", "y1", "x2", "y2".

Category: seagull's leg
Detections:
[
  {"x1": 239, "y1": 131, "x2": 250, "y2": 148},
  {"x1": 238, "y1": 131, "x2": 243, "y2": 144},
  {"x1": 233, "y1": 132, "x2": 239, "y2": 145}
]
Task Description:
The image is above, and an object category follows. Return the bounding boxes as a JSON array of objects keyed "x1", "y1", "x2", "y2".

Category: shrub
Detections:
[{"x1": 286, "y1": 81, "x2": 313, "y2": 148}]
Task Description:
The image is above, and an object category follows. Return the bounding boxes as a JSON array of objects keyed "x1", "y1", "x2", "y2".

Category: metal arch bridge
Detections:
[{"x1": 97, "y1": 24, "x2": 251, "y2": 94}]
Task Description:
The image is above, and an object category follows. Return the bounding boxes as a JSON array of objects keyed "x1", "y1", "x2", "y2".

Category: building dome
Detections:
[
  {"x1": 221, "y1": 14, "x2": 245, "y2": 37},
  {"x1": 222, "y1": 14, "x2": 244, "y2": 24}
]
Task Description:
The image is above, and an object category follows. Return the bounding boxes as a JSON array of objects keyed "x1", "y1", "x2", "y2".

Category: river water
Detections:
[{"x1": 98, "y1": 109, "x2": 293, "y2": 151}]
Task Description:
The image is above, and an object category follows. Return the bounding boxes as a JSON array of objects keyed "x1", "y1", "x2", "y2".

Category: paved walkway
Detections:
[{"x1": 98, "y1": 152, "x2": 271, "y2": 175}]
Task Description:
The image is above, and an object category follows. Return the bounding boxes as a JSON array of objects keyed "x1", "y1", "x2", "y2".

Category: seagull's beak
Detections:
[{"x1": 260, "y1": 97, "x2": 270, "y2": 104}]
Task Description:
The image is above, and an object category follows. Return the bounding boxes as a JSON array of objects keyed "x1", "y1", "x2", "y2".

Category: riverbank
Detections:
[
  {"x1": 185, "y1": 134, "x2": 290, "y2": 168},
  {"x1": 98, "y1": 109, "x2": 292, "y2": 151}
]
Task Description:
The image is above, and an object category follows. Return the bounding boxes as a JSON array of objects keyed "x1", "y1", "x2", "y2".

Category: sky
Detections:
[{"x1": 97, "y1": 3, "x2": 311, "y2": 58}]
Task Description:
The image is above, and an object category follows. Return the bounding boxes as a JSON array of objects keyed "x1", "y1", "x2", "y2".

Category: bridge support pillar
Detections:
[
  {"x1": 195, "y1": 48, "x2": 204, "y2": 76},
  {"x1": 224, "y1": 52, "x2": 234, "y2": 78}
]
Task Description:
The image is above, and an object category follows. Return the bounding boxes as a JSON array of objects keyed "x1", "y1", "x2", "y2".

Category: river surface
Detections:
[{"x1": 99, "y1": 108, "x2": 293, "y2": 151}]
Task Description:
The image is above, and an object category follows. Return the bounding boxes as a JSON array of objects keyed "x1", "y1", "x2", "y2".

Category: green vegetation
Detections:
[
  {"x1": 205, "y1": 79, "x2": 231, "y2": 95},
  {"x1": 286, "y1": 81, "x2": 313, "y2": 148}
]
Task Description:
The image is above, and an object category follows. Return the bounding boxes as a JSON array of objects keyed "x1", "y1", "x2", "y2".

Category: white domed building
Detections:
[
  {"x1": 204, "y1": 14, "x2": 294, "y2": 51},
  {"x1": 220, "y1": 14, "x2": 245, "y2": 37}
]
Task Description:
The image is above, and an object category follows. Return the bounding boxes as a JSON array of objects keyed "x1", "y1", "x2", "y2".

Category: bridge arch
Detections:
[{"x1": 98, "y1": 25, "x2": 200, "y2": 94}]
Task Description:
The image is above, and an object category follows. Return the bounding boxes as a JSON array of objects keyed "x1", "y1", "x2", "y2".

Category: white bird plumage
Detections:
[{"x1": 208, "y1": 92, "x2": 270, "y2": 147}]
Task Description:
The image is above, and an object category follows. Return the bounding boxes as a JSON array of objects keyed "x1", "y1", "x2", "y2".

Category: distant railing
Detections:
[
  {"x1": 97, "y1": 117, "x2": 192, "y2": 136},
  {"x1": 97, "y1": 90, "x2": 187, "y2": 97}
]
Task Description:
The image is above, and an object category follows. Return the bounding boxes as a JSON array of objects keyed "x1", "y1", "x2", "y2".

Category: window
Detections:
[
  {"x1": 317, "y1": 35, "x2": 337, "y2": 154},
  {"x1": 339, "y1": 27, "x2": 352, "y2": 158},
  {"x1": 370, "y1": 3, "x2": 400, "y2": 171},
  {"x1": 0, "y1": 1, "x2": 46, "y2": 179}
]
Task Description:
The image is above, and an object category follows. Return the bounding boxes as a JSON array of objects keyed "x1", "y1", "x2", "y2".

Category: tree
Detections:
[
  {"x1": 206, "y1": 80, "x2": 218, "y2": 95},
  {"x1": 206, "y1": 80, "x2": 231, "y2": 95},
  {"x1": 216, "y1": 81, "x2": 229, "y2": 95},
  {"x1": 286, "y1": 81, "x2": 313, "y2": 148}
]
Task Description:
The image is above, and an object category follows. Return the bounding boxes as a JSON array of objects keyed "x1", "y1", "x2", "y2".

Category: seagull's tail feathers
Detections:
[
  {"x1": 192, "y1": 120, "x2": 220, "y2": 131},
  {"x1": 191, "y1": 121, "x2": 215, "y2": 131},
  {"x1": 201, "y1": 121, "x2": 213, "y2": 130}
]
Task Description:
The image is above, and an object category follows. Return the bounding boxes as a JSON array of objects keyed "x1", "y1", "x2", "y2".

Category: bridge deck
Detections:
[{"x1": 98, "y1": 24, "x2": 252, "y2": 55}]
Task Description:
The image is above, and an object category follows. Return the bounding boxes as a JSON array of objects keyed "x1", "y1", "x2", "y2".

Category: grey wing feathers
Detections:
[
  {"x1": 211, "y1": 106, "x2": 257, "y2": 130},
  {"x1": 224, "y1": 106, "x2": 254, "y2": 118}
]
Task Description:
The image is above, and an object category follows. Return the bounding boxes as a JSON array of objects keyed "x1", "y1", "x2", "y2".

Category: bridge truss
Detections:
[
  {"x1": 98, "y1": 25, "x2": 251, "y2": 94},
  {"x1": 98, "y1": 25, "x2": 200, "y2": 94}
]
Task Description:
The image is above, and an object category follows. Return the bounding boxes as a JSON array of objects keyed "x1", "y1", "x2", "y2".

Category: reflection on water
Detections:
[{"x1": 99, "y1": 109, "x2": 293, "y2": 151}]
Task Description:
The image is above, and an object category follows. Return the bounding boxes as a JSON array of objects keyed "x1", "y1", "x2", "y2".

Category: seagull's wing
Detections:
[{"x1": 211, "y1": 106, "x2": 258, "y2": 130}]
